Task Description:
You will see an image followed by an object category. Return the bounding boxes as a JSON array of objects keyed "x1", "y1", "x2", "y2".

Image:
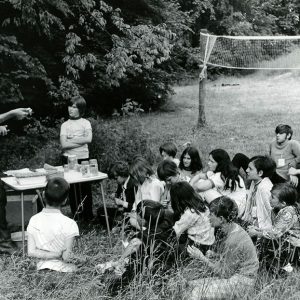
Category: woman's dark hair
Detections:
[
  {"x1": 157, "y1": 160, "x2": 178, "y2": 181},
  {"x1": 69, "y1": 95, "x2": 86, "y2": 116},
  {"x1": 159, "y1": 142, "x2": 177, "y2": 158},
  {"x1": 179, "y1": 147, "x2": 203, "y2": 174},
  {"x1": 136, "y1": 200, "x2": 165, "y2": 227},
  {"x1": 249, "y1": 155, "x2": 276, "y2": 178},
  {"x1": 170, "y1": 182, "x2": 207, "y2": 220},
  {"x1": 210, "y1": 149, "x2": 241, "y2": 192},
  {"x1": 271, "y1": 183, "x2": 298, "y2": 206},
  {"x1": 108, "y1": 161, "x2": 129, "y2": 179},
  {"x1": 209, "y1": 196, "x2": 238, "y2": 223}
]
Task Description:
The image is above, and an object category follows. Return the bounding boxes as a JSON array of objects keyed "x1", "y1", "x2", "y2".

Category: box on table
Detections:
[{"x1": 6, "y1": 190, "x2": 38, "y2": 227}]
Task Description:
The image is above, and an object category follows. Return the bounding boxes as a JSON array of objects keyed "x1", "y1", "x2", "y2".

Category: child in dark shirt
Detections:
[{"x1": 97, "y1": 161, "x2": 136, "y2": 228}]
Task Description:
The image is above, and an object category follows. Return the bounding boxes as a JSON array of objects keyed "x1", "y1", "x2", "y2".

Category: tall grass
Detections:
[{"x1": 2, "y1": 71, "x2": 300, "y2": 299}]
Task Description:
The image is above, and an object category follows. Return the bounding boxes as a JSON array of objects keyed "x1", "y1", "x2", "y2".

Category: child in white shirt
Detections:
[{"x1": 27, "y1": 178, "x2": 79, "y2": 272}]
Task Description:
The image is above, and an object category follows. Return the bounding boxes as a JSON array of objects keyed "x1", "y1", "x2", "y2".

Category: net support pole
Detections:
[{"x1": 197, "y1": 29, "x2": 208, "y2": 128}]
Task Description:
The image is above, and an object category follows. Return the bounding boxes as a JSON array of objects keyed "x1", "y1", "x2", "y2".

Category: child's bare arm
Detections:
[
  {"x1": 62, "y1": 237, "x2": 76, "y2": 261},
  {"x1": 27, "y1": 233, "x2": 62, "y2": 259}
]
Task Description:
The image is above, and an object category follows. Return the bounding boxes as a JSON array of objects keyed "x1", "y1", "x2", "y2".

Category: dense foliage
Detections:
[{"x1": 0, "y1": 0, "x2": 299, "y2": 117}]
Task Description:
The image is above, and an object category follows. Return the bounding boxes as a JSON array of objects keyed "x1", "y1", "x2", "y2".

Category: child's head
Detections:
[
  {"x1": 44, "y1": 177, "x2": 70, "y2": 207},
  {"x1": 157, "y1": 160, "x2": 179, "y2": 184},
  {"x1": 209, "y1": 196, "x2": 238, "y2": 228},
  {"x1": 179, "y1": 146, "x2": 203, "y2": 173},
  {"x1": 159, "y1": 142, "x2": 177, "y2": 160},
  {"x1": 108, "y1": 161, "x2": 129, "y2": 185},
  {"x1": 270, "y1": 183, "x2": 298, "y2": 210},
  {"x1": 209, "y1": 149, "x2": 241, "y2": 192},
  {"x1": 275, "y1": 124, "x2": 293, "y2": 143},
  {"x1": 170, "y1": 181, "x2": 206, "y2": 218},
  {"x1": 137, "y1": 200, "x2": 165, "y2": 228},
  {"x1": 68, "y1": 95, "x2": 86, "y2": 118},
  {"x1": 129, "y1": 156, "x2": 154, "y2": 185},
  {"x1": 246, "y1": 155, "x2": 276, "y2": 181}
]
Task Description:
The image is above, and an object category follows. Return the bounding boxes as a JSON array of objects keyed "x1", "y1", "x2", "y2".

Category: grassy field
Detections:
[{"x1": 1, "y1": 71, "x2": 300, "y2": 299}]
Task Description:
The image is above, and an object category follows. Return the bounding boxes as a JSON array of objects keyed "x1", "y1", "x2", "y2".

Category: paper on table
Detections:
[{"x1": 4, "y1": 168, "x2": 31, "y2": 176}]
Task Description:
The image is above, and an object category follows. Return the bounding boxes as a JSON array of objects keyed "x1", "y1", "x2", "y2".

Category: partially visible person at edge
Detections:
[{"x1": 0, "y1": 107, "x2": 33, "y2": 254}]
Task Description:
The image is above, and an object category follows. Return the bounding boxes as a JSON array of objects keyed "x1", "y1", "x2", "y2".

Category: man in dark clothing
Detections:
[{"x1": 0, "y1": 108, "x2": 33, "y2": 254}]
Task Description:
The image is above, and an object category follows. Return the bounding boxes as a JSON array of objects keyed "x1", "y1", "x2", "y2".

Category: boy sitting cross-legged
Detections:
[
  {"x1": 27, "y1": 177, "x2": 79, "y2": 272},
  {"x1": 241, "y1": 155, "x2": 276, "y2": 230}
]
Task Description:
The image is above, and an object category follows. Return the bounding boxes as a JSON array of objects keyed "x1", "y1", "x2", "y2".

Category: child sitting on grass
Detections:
[
  {"x1": 187, "y1": 196, "x2": 259, "y2": 300},
  {"x1": 190, "y1": 149, "x2": 246, "y2": 216},
  {"x1": 27, "y1": 178, "x2": 79, "y2": 272},
  {"x1": 248, "y1": 183, "x2": 300, "y2": 274},
  {"x1": 178, "y1": 146, "x2": 203, "y2": 180},
  {"x1": 159, "y1": 142, "x2": 180, "y2": 166},
  {"x1": 170, "y1": 181, "x2": 214, "y2": 253},
  {"x1": 97, "y1": 161, "x2": 136, "y2": 227},
  {"x1": 242, "y1": 155, "x2": 276, "y2": 230},
  {"x1": 157, "y1": 159, "x2": 189, "y2": 209}
]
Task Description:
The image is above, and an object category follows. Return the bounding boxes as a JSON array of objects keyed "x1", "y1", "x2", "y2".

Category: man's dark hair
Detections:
[
  {"x1": 159, "y1": 142, "x2": 177, "y2": 158},
  {"x1": 209, "y1": 196, "x2": 238, "y2": 222},
  {"x1": 275, "y1": 124, "x2": 293, "y2": 140},
  {"x1": 108, "y1": 161, "x2": 129, "y2": 179},
  {"x1": 45, "y1": 177, "x2": 70, "y2": 207},
  {"x1": 249, "y1": 155, "x2": 276, "y2": 178}
]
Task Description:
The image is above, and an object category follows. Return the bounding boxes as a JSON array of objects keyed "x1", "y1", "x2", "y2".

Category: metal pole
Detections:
[{"x1": 100, "y1": 182, "x2": 112, "y2": 248}]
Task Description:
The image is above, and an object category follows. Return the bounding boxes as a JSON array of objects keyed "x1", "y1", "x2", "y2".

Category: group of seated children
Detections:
[{"x1": 26, "y1": 123, "x2": 300, "y2": 299}]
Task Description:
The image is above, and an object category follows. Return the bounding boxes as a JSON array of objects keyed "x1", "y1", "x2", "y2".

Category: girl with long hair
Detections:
[
  {"x1": 178, "y1": 146, "x2": 203, "y2": 180},
  {"x1": 190, "y1": 149, "x2": 247, "y2": 216},
  {"x1": 170, "y1": 181, "x2": 214, "y2": 248}
]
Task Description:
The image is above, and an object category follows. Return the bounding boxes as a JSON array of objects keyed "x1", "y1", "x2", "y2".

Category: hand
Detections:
[
  {"x1": 62, "y1": 250, "x2": 69, "y2": 261},
  {"x1": 187, "y1": 245, "x2": 205, "y2": 260},
  {"x1": 0, "y1": 125, "x2": 8, "y2": 136},
  {"x1": 161, "y1": 198, "x2": 169, "y2": 208},
  {"x1": 115, "y1": 198, "x2": 124, "y2": 207},
  {"x1": 247, "y1": 226, "x2": 260, "y2": 237},
  {"x1": 290, "y1": 175, "x2": 299, "y2": 187},
  {"x1": 12, "y1": 108, "x2": 32, "y2": 120},
  {"x1": 288, "y1": 167, "x2": 299, "y2": 176}
]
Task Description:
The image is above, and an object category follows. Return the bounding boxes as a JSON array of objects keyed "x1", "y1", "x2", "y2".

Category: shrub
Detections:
[{"x1": 89, "y1": 116, "x2": 155, "y2": 173}]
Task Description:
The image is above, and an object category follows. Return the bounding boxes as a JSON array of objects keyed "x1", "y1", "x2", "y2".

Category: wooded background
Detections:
[{"x1": 1, "y1": 0, "x2": 299, "y2": 120}]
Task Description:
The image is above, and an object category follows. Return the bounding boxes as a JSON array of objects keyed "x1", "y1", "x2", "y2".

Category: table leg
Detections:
[
  {"x1": 21, "y1": 191, "x2": 25, "y2": 256},
  {"x1": 100, "y1": 182, "x2": 112, "y2": 248}
]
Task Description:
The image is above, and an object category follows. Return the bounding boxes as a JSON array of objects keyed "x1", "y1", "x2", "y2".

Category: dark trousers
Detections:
[
  {"x1": 62, "y1": 156, "x2": 93, "y2": 221},
  {"x1": 0, "y1": 175, "x2": 8, "y2": 239}
]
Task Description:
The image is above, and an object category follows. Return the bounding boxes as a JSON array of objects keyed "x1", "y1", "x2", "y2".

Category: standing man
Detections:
[{"x1": 0, "y1": 107, "x2": 32, "y2": 254}]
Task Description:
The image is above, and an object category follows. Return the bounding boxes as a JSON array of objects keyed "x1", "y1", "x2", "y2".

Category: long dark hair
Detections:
[
  {"x1": 210, "y1": 149, "x2": 242, "y2": 192},
  {"x1": 170, "y1": 182, "x2": 207, "y2": 220},
  {"x1": 179, "y1": 146, "x2": 203, "y2": 174}
]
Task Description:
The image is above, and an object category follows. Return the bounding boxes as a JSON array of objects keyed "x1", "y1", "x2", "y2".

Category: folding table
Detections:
[{"x1": 1, "y1": 170, "x2": 111, "y2": 256}]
